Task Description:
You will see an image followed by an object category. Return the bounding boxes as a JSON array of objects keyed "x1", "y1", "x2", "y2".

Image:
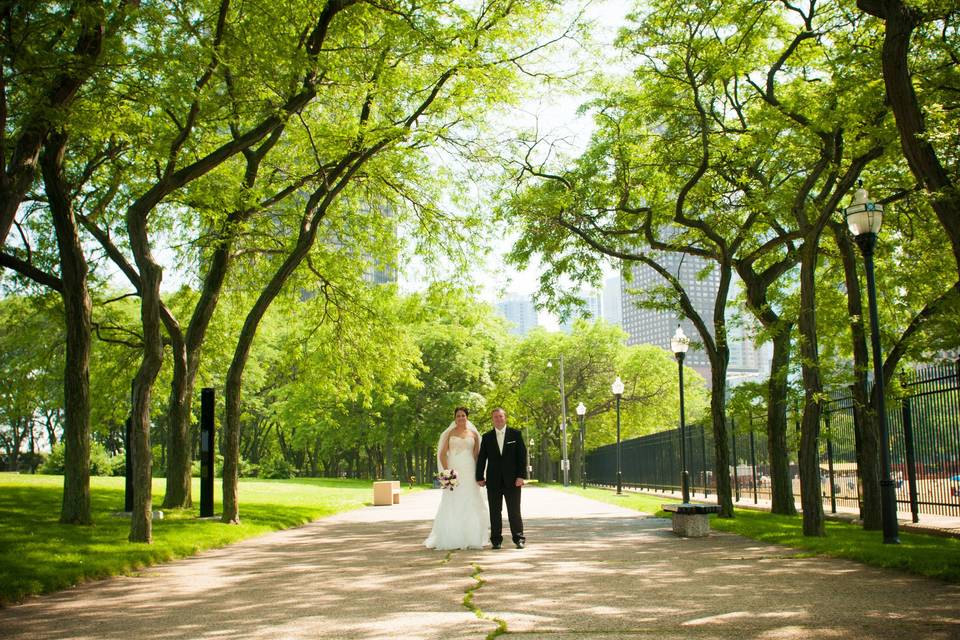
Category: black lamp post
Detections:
[
  {"x1": 671, "y1": 325, "x2": 691, "y2": 504},
  {"x1": 612, "y1": 376, "x2": 624, "y2": 494},
  {"x1": 845, "y1": 184, "x2": 900, "y2": 545},
  {"x1": 576, "y1": 402, "x2": 587, "y2": 489},
  {"x1": 529, "y1": 438, "x2": 535, "y2": 480}
]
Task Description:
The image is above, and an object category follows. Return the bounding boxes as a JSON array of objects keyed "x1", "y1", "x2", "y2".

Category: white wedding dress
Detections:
[{"x1": 424, "y1": 434, "x2": 488, "y2": 550}]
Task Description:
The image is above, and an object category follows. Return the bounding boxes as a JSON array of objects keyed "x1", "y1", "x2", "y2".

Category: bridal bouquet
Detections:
[{"x1": 437, "y1": 469, "x2": 459, "y2": 491}]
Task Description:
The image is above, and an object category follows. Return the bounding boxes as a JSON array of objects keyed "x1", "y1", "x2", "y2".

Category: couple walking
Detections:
[{"x1": 424, "y1": 407, "x2": 527, "y2": 551}]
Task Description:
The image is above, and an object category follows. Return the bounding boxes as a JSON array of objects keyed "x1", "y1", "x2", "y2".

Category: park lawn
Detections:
[
  {"x1": 562, "y1": 485, "x2": 960, "y2": 584},
  {"x1": 0, "y1": 473, "x2": 384, "y2": 605}
]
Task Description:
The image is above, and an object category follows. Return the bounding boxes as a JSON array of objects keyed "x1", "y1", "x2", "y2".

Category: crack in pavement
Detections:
[{"x1": 463, "y1": 562, "x2": 508, "y2": 640}]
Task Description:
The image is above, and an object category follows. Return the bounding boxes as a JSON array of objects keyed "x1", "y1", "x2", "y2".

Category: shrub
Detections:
[
  {"x1": 190, "y1": 454, "x2": 255, "y2": 478},
  {"x1": 259, "y1": 455, "x2": 297, "y2": 479},
  {"x1": 39, "y1": 442, "x2": 121, "y2": 476}
]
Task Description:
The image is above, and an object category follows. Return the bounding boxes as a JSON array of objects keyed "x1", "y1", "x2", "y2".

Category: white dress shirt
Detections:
[{"x1": 495, "y1": 427, "x2": 506, "y2": 453}]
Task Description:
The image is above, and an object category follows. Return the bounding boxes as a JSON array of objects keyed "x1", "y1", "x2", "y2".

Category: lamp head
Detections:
[
  {"x1": 670, "y1": 325, "x2": 690, "y2": 354},
  {"x1": 611, "y1": 376, "x2": 625, "y2": 397},
  {"x1": 576, "y1": 401, "x2": 586, "y2": 416},
  {"x1": 844, "y1": 185, "x2": 883, "y2": 237}
]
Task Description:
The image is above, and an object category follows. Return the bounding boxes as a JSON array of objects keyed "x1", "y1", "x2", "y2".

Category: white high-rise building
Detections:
[
  {"x1": 602, "y1": 275, "x2": 622, "y2": 326},
  {"x1": 620, "y1": 256, "x2": 767, "y2": 386},
  {"x1": 496, "y1": 294, "x2": 539, "y2": 336}
]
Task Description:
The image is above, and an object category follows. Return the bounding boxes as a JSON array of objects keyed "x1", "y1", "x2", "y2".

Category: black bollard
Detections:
[{"x1": 200, "y1": 388, "x2": 215, "y2": 517}]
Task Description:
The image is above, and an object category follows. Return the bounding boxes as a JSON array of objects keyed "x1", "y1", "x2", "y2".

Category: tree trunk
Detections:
[
  {"x1": 385, "y1": 427, "x2": 393, "y2": 480},
  {"x1": 709, "y1": 366, "x2": 734, "y2": 517},
  {"x1": 126, "y1": 204, "x2": 166, "y2": 542},
  {"x1": 42, "y1": 133, "x2": 93, "y2": 525},
  {"x1": 832, "y1": 221, "x2": 883, "y2": 529},
  {"x1": 162, "y1": 147, "x2": 265, "y2": 508},
  {"x1": 222, "y1": 205, "x2": 327, "y2": 522},
  {"x1": 161, "y1": 327, "x2": 191, "y2": 509},
  {"x1": 766, "y1": 326, "x2": 797, "y2": 515},
  {"x1": 797, "y1": 243, "x2": 825, "y2": 537}
]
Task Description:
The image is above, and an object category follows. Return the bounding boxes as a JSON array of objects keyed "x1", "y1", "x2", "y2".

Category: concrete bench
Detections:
[
  {"x1": 662, "y1": 503, "x2": 721, "y2": 537},
  {"x1": 373, "y1": 480, "x2": 401, "y2": 506}
]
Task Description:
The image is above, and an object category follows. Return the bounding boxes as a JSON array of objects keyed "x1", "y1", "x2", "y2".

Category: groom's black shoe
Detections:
[
  {"x1": 492, "y1": 542, "x2": 502, "y2": 549},
  {"x1": 515, "y1": 541, "x2": 525, "y2": 549}
]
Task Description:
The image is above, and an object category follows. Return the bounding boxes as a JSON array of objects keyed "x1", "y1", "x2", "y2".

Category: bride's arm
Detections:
[
  {"x1": 473, "y1": 431, "x2": 480, "y2": 458},
  {"x1": 439, "y1": 431, "x2": 450, "y2": 470}
]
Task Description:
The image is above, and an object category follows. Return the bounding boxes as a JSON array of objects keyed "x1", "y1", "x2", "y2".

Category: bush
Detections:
[
  {"x1": 190, "y1": 454, "x2": 256, "y2": 478},
  {"x1": 39, "y1": 442, "x2": 122, "y2": 476},
  {"x1": 39, "y1": 443, "x2": 65, "y2": 474},
  {"x1": 258, "y1": 455, "x2": 297, "y2": 480}
]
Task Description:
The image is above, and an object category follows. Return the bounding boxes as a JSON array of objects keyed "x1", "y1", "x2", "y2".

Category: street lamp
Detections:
[
  {"x1": 548, "y1": 356, "x2": 570, "y2": 486},
  {"x1": 670, "y1": 325, "x2": 691, "y2": 504},
  {"x1": 576, "y1": 402, "x2": 587, "y2": 489},
  {"x1": 528, "y1": 438, "x2": 535, "y2": 479},
  {"x1": 845, "y1": 184, "x2": 900, "y2": 545},
  {"x1": 612, "y1": 376, "x2": 624, "y2": 494}
]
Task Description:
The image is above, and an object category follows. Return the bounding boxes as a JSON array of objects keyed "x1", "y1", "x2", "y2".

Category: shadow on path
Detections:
[{"x1": 1, "y1": 487, "x2": 958, "y2": 639}]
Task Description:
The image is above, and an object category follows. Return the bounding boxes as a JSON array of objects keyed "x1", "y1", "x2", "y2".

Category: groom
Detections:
[{"x1": 476, "y1": 407, "x2": 527, "y2": 549}]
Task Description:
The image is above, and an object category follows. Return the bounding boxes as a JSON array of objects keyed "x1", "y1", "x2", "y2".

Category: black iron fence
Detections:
[{"x1": 586, "y1": 361, "x2": 960, "y2": 521}]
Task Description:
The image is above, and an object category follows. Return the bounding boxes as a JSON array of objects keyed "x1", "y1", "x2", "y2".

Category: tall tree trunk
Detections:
[
  {"x1": 797, "y1": 243, "x2": 825, "y2": 536},
  {"x1": 766, "y1": 326, "x2": 797, "y2": 515},
  {"x1": 162, "y1": 326, "x2": 191, "y2": 509},
  {"x1": 161, "y1": 127, "x2": 281, "y2": 508},
  {"x1": 832, "y1": 221, "x2": 882, "y2": 529},
  {"x1": 222, "y1": 204, "x2": 326, "y2": 522},
  {"x1": 709, "y1": 365, "x2": 734, "y2": 517},
  {"x1": 735, "y1": 256, "x2": 799, "y2": 516},
  {"x1": 126, "y1": 203, "x2": 165, "y2": 542},
  {"x1": 42, "y1": 132, "x2": 93, "y2": 525}
]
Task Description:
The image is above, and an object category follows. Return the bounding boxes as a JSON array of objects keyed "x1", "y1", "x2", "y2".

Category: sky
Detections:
[{"x1": 398, "y1": 0, "x2": 630, "y2": 329}]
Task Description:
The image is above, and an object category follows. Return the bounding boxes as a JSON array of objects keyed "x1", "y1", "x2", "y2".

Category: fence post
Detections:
[
  {"x1": 900, "y1": 373, "x2": 920, "y2": 524},
  {"x1": 824, "y1": 410, "x2": 836, "y2": 514},
  {"x1": 750, "y1": 426, "x2": 759, "y2": 505},
  {"x1": 732, "y1": 417, "x2": 740, "y2": 502},
  {"x1": 701, "y1": 423, "x2": 708, "y2": 498}
]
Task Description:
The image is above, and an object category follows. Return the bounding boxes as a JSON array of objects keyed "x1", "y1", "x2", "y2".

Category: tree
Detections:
[
  {"x1": 857, "y1": 1, "x2": 960, "y2": 278},
  {"x1": 0, "y1": 1, "x2": 138, "y2": 524},
  {"x1": 214, "y1": 0, "x2": 569, "y2": 524}
]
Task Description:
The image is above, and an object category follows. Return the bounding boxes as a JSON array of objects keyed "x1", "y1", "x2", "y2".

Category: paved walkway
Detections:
[{"x1": 2, "y1": 486, "x2": 959, "y2": 639}]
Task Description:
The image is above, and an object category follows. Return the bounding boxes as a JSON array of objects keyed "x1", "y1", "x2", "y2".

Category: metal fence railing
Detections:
[{"x1": 585, "y1": 360, "x2": 960, "y2": 522}]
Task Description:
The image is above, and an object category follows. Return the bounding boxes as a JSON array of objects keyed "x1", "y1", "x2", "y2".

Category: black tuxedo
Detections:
[{"x1": 476, "y1": 426, "x2": 527, "y2": 546}]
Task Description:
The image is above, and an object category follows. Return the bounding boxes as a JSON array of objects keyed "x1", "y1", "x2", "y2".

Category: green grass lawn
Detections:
[
  {"x1": 0, "y1": 472, "x2": 392, "y2": 605},
  {"x1": 561, "y1": 485, "x2": 960, "y2": 583}
]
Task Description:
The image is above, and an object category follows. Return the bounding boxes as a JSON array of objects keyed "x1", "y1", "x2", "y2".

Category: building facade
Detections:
[
  {"x1": 620, "y1": 255, "x2": 767, "y2": 385},
  {"x1": 496, "y1": 294, "x2": 540, "y2": 336}
]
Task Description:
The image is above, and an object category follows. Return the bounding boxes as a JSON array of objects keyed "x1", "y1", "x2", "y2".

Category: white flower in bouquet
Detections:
[{"x1": 437, "y1": 469, "x2": 459, "y2": 490}]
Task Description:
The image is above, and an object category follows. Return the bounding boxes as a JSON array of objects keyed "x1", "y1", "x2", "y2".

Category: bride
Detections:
[{"x1": 424, "y1": 407, "x2": 488, "y2": 550}]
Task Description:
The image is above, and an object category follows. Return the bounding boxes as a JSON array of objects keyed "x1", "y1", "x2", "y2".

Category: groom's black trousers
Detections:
[{"x1": 486, "y1": 483, "x2": 524, "y2": 545}]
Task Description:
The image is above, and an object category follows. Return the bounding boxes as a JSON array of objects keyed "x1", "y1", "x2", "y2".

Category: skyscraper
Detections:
[
  {"x1": 496, "y1": 294, "x2": 540, "y2": 336},
  {"x1": 602, "y1": 274, "x2": 622, "y2": 326},
  {"x1": 620, "y1": 255, "x2": 766, "y2": 385}
]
